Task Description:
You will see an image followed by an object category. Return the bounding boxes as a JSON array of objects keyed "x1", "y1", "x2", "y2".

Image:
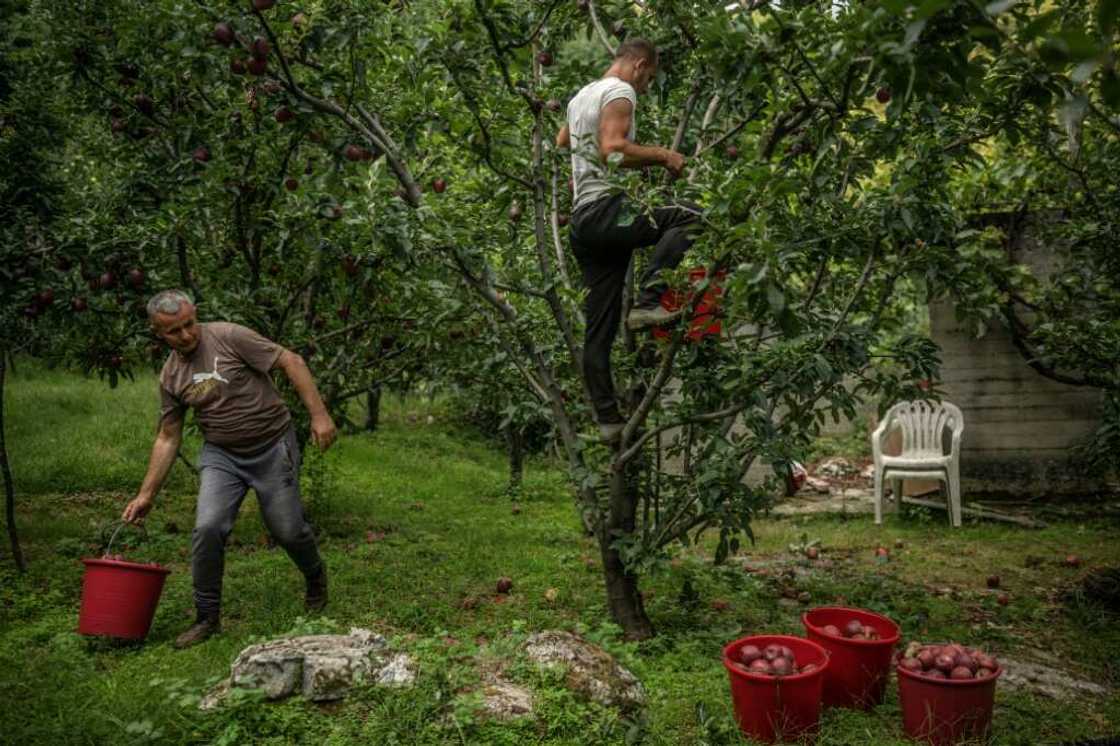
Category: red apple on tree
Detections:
[
  {"x1": 250, "y1": 36, "x2": 270, "y2": 59},
  {"x1": 876, "y1": 87, "x2": 891, "y2": 104},
  {"x1": 537, "y1": 51, "x2": 553, "y2": 67},
  {"x1": 212, "y1": 22, "x2": 235, "y2": 46},
  {"x1": 508, "y1": 202, "x2": 523, "y2": 222},
  {"x1": 192, "y1": 146, "x2": 211, "y2": 163},
  {"x1": 99, "y1": 271, "x2": 116, "y2": 290},
  {"x1": 725, "y1": 144, "x2": 739, "y2": 159},
  {"x1": 284, "y1": 177, "x2": 299, "y2": 191},
  {"x1": 432, "y1": 178, "x2": 447, "y2": 193},
  {"x1": 252, "y1": 0, "x2": 275, "y2": 11},
  {"x1": 132, "y1": 93, "x2": 154, "y2": 116},
  {"x1": 274, "y1": 106, "x2": 294, "y2": 123},
  {"x1": 230, "y1": 58, "x2": 247, "y2": 75},
  {"x1": 127, "y1": 268, "x2": 145, "y2": 290},
  {"x1": 247, "y1": 57, "x2": 267, "y2": 75}
]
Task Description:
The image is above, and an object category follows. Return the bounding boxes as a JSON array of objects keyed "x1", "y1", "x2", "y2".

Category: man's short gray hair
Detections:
[{"x1": 147, "y1": 289, "x2": 194, "y2": 319}]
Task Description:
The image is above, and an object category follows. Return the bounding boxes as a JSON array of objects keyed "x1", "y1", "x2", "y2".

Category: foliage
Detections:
[
  {"x1": 1, "y1": 373, "x2": 1119, "y2": 743},
  {"x1": 3, "y1": 0, "x2": 1118, "y2": 635}
]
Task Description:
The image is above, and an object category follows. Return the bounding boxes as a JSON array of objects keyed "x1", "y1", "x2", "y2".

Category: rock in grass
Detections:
[
  {"x1": 199, "y1": 628, "x2": 415, "y2": 710},
  {"x1": 481, "y1": 678, "x2": 536, "y2": 720},
  {"x1": 523, "y1": 630, "x2": 645, "y2": 712}
]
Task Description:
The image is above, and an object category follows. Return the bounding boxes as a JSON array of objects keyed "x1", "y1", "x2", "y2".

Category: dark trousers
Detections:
[
  {"x1": 192, "y1": 426, "x2": 322, "y2": 617},
  {"x1": 570, "y1": 193, "x2": 702, "y2": 423}
]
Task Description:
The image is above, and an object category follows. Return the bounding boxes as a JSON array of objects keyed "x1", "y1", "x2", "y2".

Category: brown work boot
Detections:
[
  {"x1": 305, "y1": 566, "x2": 328, "y2": 612},
  {"x1": 174, "y1": 614, "x2": 220, "y2": 649}
]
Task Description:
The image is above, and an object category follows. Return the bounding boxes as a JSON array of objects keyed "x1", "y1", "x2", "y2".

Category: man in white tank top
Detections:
[{"x1": 556, "y1": 39, "x2": 702, "y2": 442}]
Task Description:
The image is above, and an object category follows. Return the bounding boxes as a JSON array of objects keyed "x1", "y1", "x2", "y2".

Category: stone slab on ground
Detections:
[
  {"x1": 200, "y1": 628, "x2": 416, "y2": 710},
  {"x1": 524, "y1": 630, "x2": 645, "y2": 712},
  {"x1": 999, "y1": 655, "x2": 1111, "y2": 701},
  {"x1": 772, "y1": 489, "x2": 876, "y2": 516},
  {"x1": 480, "y1": 678, "x2": 536, "y2": 721}
]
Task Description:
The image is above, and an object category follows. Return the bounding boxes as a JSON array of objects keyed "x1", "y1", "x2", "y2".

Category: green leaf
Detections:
[
  {"x1": 914, "y1": 0, "x2": 952, "y2": 20},
  {"x1": 766, "y1": 284, "x2": 786, "y2": 313}
]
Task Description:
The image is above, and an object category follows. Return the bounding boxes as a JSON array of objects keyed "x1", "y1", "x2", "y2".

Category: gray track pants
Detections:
[{"x1": 192, "y1": 426, "x2": 322, "y2": 616}]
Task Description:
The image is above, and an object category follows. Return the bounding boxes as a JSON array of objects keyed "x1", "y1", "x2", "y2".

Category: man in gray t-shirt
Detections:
[
  {"x1": 556, "y1": 39, "x2": 703, "y2": 442},
  {"x1": 121, "y1": 289, "x2": 337, "y2": 648}
]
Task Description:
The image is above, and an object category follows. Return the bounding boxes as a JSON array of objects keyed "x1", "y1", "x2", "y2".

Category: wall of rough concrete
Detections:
[{"x1": 929, "y1": 213, "x2": 1107, "y2": 497}]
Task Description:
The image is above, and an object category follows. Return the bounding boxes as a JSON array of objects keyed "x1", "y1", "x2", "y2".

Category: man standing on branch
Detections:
[
  {"x1": 556, "y1": 39, "x2": 703, "y2": 443},
  {"x1": 122, "y1": 290, "x2": 337, "y2": 649}
]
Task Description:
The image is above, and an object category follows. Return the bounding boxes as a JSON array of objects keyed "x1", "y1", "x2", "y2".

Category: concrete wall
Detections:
[
  {"x1": 930, "y1": 214, "x2": 1107, "y2": 497},
  {"x1": 929, "y1": 299, "x2": 1104, "y2": 496}
]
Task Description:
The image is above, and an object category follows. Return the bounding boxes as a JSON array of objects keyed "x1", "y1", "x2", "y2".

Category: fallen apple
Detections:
[{"x1": 496, "y1": 576, "x2": 513, "y2": 594}]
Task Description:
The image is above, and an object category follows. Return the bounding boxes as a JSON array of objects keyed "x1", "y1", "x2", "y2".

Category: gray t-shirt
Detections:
[
  {"x1": 567, "y1": 76, "x2": 637, "y2": 212},
  {"x1": 159, "y1": 322, "x2": 291, "y2": 454}
]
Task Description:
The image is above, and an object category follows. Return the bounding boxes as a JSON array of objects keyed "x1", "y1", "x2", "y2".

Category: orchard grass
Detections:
[{"x1": 0, "y1": 363, "x2": 1117, "y2": 744}]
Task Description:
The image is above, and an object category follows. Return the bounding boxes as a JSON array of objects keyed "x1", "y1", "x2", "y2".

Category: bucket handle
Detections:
[{"x1": 99, "y1": 519, "x2": 148, "y2": 557}]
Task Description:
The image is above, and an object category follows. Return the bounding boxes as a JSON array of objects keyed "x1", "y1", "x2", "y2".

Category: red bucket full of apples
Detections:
[
  {"x1": 897, "y1": 641, "x2": 1001, "y2": 746},
  {"x1": 801, "y1": 606, "x2": 901, "y2": 709},
  {"x1": 723, "y1": 634, "x2": 830, "y2": 744}
]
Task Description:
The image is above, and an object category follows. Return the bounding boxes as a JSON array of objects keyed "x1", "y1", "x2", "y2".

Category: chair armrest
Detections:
[
  {"x1": 871, "y1": 419, "x2": 889, "y2": 458},
  {"x1": 950, "y1": 431, "x2": 962, "y2": 460}
]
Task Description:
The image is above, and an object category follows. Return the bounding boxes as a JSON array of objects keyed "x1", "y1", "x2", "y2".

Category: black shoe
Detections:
[
  {"x1": 174, "y1": 614, "x2": 220, "y2": 649},
  {"x1": 305, "y1": 566, "x2": 328, "y2": 612}
]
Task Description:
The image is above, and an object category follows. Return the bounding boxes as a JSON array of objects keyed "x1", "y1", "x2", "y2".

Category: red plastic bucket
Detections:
[
  {"x1": 898, "y1": 660, "x2": 1001, "y2": 746},
  {"x1": 652, "y1": 268, "x2": 725, "y2": 342},
  {"x1": 722, "y1": 634, "x2": 830, "y2": 744},
  {"x1": 78, "y1": 557, "x2": 171, "y2": 640},
  {"x1": 802, "y1": 606, "x2": 900, "y2": 709}
]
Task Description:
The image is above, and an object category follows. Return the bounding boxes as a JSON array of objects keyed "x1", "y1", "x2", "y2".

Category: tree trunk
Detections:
[
  {"x1": 0, "y1": 352, "x2": 27, "y2": 572},
  {"x1": 599, "y1": 464, "x2": 652, "y2": 640},
  {"x1": 506, "y1": 427, "x2": 524, "y2": 496},
  {"x1": 365, "y1": 385, "x2": 381, "y2": 432}
]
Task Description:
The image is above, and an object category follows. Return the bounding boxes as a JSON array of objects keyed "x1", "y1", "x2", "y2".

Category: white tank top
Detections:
[{"x1": 566, "y1": 76, "x2": 637, "y2": 212}]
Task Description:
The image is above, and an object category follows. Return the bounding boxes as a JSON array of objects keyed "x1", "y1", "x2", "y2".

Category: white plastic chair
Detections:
[{"x1": 872, "y1": 400, "x2": 964, "y2": 527}]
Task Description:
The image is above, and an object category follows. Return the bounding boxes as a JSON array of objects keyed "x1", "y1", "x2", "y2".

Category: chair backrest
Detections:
[{"x1": 884, "y1": 400, "x2": 964, "y2": 456}]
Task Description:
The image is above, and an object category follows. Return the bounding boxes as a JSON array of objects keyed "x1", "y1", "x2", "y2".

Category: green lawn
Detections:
[{"x1": 1, "y1": 363, "x2": 1118, "y2": 745}]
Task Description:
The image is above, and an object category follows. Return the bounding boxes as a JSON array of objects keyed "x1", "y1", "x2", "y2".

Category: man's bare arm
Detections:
[
  {"x1": 598, "y1": 99, "x2": 684, "y2": 175},
  {"x1": 556, "y1": 124, "x2": 570, "y2": 149},
  {"x1": 122, "y1": 413, "x2": 183, "y2": 523},
  {"x1": 276, "y1": 349, "x2": 338, "y2": 450}
]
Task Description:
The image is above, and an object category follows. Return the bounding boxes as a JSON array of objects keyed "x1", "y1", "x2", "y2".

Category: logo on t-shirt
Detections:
[{"x1": 184, "y1": 357, "x2": 230, "y2": 402}]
